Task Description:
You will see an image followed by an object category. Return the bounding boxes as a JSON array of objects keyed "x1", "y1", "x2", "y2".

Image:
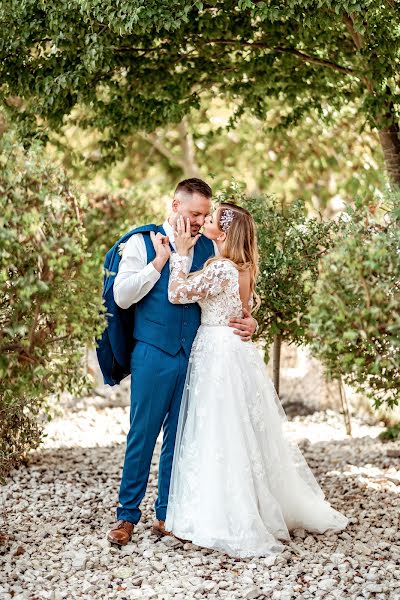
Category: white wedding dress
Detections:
[{"x1": 164, "y1": 254, "x2": 348, "y2": 558}]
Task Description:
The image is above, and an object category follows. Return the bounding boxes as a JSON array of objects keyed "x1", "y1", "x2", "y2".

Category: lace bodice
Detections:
[{"x1": 168, "y1": 254, "x2": 244, "y2": 325}]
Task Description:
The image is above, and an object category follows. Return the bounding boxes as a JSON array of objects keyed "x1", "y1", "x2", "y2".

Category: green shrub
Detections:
[
  {"x1": 83, "y1": 188, "x2": 164, "y2": 266},
  {"x1": 307, "y1": 195, "x2": 400, "y2": 409},
  {"x1": 379, "y1": 423, "x2": 400, "y2": 442},
  {"x1": 0, "y1": 132, "x2": 106, "y2": 481}
]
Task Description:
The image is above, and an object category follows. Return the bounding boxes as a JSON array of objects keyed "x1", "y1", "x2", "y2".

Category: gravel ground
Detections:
[{"x1": 1, "y1": 390, "x2": 399, "y2": 600}]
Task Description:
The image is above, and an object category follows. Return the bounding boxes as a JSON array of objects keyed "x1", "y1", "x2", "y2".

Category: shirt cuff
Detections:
[{"x1": 145, "y1": 261, "x2": 162, "y2": 281}]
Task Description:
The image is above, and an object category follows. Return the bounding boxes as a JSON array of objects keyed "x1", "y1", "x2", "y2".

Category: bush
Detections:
[
  {"x1": 245, "y1": 195, "x2": 341, "y2": 346},
  {"x1": 307, "y1": 195, "x2": 400, "y2": 409},
  {"x1": 83, "y1": 188, "x2": 164, "y2": 266},
  {"x1": 0, "y1": 132, "x2": 106, "y2": 481}
]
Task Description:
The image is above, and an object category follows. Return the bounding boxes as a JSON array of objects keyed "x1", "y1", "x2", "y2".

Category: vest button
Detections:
[
  {"x1": 183, "y1": 321, "x2": 187, "y2": 326},
  {"x1": 181, "y1": 338, "x2": 186, "y2": 342}
]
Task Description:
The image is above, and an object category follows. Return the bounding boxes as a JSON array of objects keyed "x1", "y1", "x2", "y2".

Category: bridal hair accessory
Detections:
[{"x1": 220, "y1": 208, "x2": 235, "y2": 232}]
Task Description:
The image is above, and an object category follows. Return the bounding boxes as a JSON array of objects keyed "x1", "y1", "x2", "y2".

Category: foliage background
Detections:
[
  {"x1": 1, "y1": 0, "x2": 400, "y2": 476},
  {"x1": 0, "y1": 132, "x2": 105, "y2": 480},
  {"x1": 307, "y1": 196, "x2": 400, "y2": 409}
]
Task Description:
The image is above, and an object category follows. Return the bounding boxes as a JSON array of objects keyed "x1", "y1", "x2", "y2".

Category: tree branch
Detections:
[
  {"x1": 209, "y1": 39, "x2": 357, "y2": 76},
  {"x1": 108, "y1": 37, "x2": 356, "y2": 77},
  {"x1": 28, "y1": 305, "x2": 40, "y2": 352},
  {"x1": 140, "y1": 132, "x2": 186, "y2": 170},
  {"x1": 342, "y1": 14, "x2": 364, "y2": 50}
]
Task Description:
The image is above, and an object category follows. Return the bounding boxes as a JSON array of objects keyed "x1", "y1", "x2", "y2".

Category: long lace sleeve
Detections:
[{"x1": 168, "y1": 254, "x2": 235, "y2": 304}]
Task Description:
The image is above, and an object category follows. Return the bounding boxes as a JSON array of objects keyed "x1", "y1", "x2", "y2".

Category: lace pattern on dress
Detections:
[
  {"x1": 165, "y1": 253, "x2": 349, "y2": 558},
  {"x1": 168, "y1": 254, "x2": 243, "y2": 325}
]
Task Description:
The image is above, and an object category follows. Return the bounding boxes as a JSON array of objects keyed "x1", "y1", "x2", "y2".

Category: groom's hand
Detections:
[
  {"x1": 228, "y1": 308, "x2": 257, "y2": 342},
  {"x1": 150, "y1": 231, "x2": 171, "y2": 272}
]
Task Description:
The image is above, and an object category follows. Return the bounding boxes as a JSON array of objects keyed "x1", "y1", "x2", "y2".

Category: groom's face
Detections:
[{"x1": 173, "y1": 192, "x2": 212, "y2": 236}]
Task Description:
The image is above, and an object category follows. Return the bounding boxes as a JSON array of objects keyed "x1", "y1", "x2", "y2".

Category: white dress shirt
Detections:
[{"x1": 113, "y1": 219, "x2": 217, "y2": 309}]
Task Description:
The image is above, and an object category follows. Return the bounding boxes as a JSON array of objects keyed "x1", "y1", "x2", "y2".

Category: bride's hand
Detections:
[{"x1": 174, "y1": 216, "x2": 200, "y2": 256}]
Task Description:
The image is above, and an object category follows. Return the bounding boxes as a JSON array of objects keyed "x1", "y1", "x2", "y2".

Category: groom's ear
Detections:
[{"x1": 171, "y1": 197, "x2": 180, "y2": 212}]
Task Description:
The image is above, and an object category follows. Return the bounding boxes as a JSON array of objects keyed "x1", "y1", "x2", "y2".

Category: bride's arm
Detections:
[{"x1": 168, "y1": 254, "x2": 233, "y2": 304}]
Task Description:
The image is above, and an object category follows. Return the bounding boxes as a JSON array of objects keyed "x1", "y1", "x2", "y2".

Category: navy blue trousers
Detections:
[{"x1": 116, "y1": 341, "x2": 189, "y2": 524}]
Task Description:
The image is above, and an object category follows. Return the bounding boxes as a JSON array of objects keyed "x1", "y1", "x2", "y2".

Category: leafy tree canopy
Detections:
[{"x1": 1, "y1": 1, "x2": 399, "y2": 174}]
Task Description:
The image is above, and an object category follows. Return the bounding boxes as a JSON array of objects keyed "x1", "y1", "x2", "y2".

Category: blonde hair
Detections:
[{"x1": 190, "y1": 202, "x2": 261, "y2": 312}]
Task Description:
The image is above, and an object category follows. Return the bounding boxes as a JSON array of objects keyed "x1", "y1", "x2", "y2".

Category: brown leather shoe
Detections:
[
  {"x1": 107, "y1": 520, "x2": 135, "y2": 546},
  {"x1": 151, "y1": 519, "x2": 171, "y2": 538},
  {"x1": 151, "y1": 519, "x2": 189, "y2": 543}
]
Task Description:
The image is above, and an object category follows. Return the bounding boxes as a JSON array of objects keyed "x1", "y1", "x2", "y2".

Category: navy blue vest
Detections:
[{"x1": 133, "y1": 225, "x2": 215, "y2": 356}]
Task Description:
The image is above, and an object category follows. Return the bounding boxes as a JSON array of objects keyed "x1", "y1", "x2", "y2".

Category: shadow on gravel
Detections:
[{"x1": 1, "y1": 435, "x2": 398, "y2": 549}]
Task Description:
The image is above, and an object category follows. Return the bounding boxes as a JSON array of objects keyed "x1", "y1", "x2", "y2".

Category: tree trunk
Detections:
[
  {"x1": 141, "y1": 117, "x2": 200, "y2": 178},
  {"x1": 338, "y1": 376, "x2": 352, "y2": 437},
  {"x1": 177, "y1": 117, "x2": 201, "y2": 178},
  {"x1": 378, "y1": 120, "x2": 400, "y2": 186},
  {"x1": 272, "y1": 333, "x2": 282, "y2": 396},
  {"x1": 0, "y1": 113, "x2": 6, "y2": 138},
  {"x1": 375, "y1": 91, "x2": 400, "y2": 185},
  {"x1": 343, "y1": 16, "x2": 400, "y2": 186}
]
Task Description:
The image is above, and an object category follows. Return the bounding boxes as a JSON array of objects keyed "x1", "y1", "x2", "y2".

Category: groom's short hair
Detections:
[{"x1": 174, "y1": 178, "x2": 212, "y2": 200}]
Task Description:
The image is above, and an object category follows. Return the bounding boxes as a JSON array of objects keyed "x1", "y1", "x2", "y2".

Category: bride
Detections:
[{"x1": 162, "y1": 203, "x2": 348, "y2": 558}]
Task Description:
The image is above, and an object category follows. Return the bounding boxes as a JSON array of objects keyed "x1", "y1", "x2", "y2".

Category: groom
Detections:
[{"x1": 107, "y1": 178, "x2": 257, "y2": 545}]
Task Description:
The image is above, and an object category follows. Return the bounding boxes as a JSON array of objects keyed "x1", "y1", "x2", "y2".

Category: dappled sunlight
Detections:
[
  {"x1": 342, "y1": 464, "x2": 400, "y2": 492},
  {"x1": 2, "y1": 412, "x2": 398, "y2": 599},
  {"x1": 284, "y1": 411, "x2": 384, "y2": 444}
]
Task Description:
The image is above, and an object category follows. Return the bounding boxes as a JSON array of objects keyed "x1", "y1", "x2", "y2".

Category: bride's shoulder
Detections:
[{"x1": 206, "y1": 258, "x2": 238, "y2": 273}]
